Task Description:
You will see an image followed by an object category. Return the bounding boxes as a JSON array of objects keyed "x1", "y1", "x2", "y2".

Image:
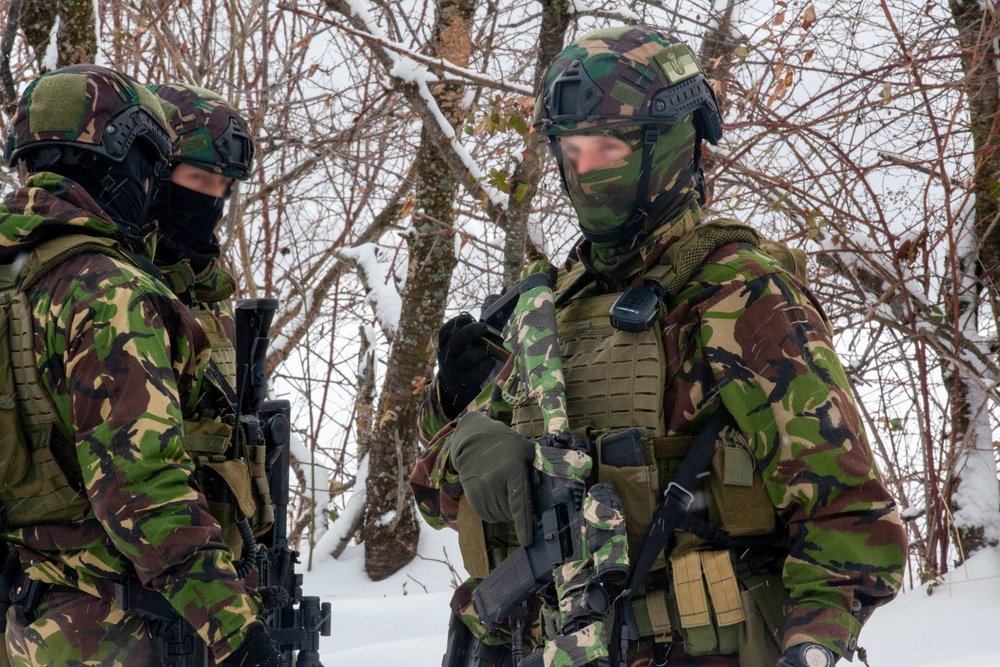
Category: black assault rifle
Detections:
[{"x1": 116, "y1": 298, "x2": 331, "y2": 667}]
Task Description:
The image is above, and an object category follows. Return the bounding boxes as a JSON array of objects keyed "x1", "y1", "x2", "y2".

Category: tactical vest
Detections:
[
  {"x1": 459, "y1": 221, "x2": 804, "y2": 661},
  {"x1": 0, "y1": 235, "x2": 273, "y2": 559}
]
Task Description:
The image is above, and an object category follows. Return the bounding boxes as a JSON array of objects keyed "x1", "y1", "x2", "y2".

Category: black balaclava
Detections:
[
  {"x1": 25, "y1": 146, "x2": 160, "y2": 245},
  {"x1": 146, "y1": 174, "x2": 225, "y2": 273}
]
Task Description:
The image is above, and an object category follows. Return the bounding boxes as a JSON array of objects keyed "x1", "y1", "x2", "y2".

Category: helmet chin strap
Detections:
[{"x1": 692, "y1": 121, "x2": 707, "y2": 205}]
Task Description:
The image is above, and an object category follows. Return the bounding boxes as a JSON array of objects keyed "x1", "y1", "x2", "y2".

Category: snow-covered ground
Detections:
[{"x1": 304, "y1": 530, "x2": 1000, "y2": 666}]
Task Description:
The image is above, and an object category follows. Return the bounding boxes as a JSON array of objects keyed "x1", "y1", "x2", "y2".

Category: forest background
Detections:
[{"x1": 1, "y1": 0, "x2": 998, "y2": 595}]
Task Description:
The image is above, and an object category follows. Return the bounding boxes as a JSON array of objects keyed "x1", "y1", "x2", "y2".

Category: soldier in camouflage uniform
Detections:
[
  {"x1": 0, "y1": 65, "x2": 281, "y2": 666},
  {"x1": 410, "y1": 27, "x2": 908, "y2": 667}
]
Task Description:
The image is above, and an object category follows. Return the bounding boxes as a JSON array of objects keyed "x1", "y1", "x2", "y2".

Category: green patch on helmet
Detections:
[
  {"x1": 179, "y1": 133, "x2": 211, "y2": 156},
  {"x1": 135, "y1": 85, "x2": 169, "y2": 127},
  {"x1": 652, "y1": 43, "x2": 703, "y2": 86},
  {"x1": 610, "y1": 80, "x2": 644, "y2": 109},
  {"x1": 578, "y1": 26, "x2": 635, "y2": 42},
  {"x1": 27, "y1": 74, "x2": 89, "y2": 135}
]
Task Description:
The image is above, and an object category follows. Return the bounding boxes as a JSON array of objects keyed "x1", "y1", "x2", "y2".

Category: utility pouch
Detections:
[
  {"x1": 706, "y1": 429, "x2": 776, "y2": 537},
  {"x1": 670, "y1": 550, "x2": 745, "y2": 657},
  {"x1": 457, "y1": 494, "x2": 520, "y2": 579},
  {"x1": 596, "y1": 432, "x2": 659, "y2": 568},
  {"x1": 181, "y1": 419, "x2": 257, "y2": 558},
  {"x1": 736, "y1": 571, "x2": 785, "y2": 666}
]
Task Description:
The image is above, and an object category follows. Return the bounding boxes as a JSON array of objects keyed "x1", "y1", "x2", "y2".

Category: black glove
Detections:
[
  {"x1": 218, "y1": 621, "x2": 283, "y2": 667},
  {"x1": 449, "y1": 411, "x2": 536, "y2": 545},
  {"x1": 777, "y1": 643, "x2": 838, "y2": 667},
  {"x1": 437, "y1": 314, "x2": 495, "y2": 420}
]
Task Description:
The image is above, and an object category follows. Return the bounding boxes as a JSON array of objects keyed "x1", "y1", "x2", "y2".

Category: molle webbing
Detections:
[
  {"x1": 510, "y1": 292, "x2": 666, "y2": 438},
  {"x1": 643, "y1": 219, "x2": 761, "y2": 297}
]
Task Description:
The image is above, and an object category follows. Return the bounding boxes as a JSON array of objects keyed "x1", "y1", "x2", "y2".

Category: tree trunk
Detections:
[
  {"x1": 944, "y1": 0, "x2": 1000, "y2": 560},
  {"x1": 361, "y1": 0, "x2": 472, "y2": 581},
  {"x1": 20, "y1": 0, "x2": 97, "y2": 70},
  {"x1": 501, "y1": 0, "x2": 570, "y2": 288}
]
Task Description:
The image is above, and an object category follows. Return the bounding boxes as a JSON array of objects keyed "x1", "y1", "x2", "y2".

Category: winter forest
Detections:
[{"x1": 2, "y1": 0, "x2": 999, "y2": 662}]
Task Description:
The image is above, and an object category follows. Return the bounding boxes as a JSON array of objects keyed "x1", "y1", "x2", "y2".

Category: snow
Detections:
[
  {"x1": 344, "y1": 0, "x2": 506, "y2": 209},
  {"x1": 863, "y1": 548, "x2": 1000, "y2": 665},
  {"x1": 303, "y1": 528, "x2": 1000, "y2": 666},
  {"x1": 312, "y1": 454, "x2": 369, "y2": 562},
  {"x1": 41, "y1": 17, "x2": 61, "y2": 71},
  {"x1": 303, "y1": 525, "x2": 467, "y2": 666},
  {"x1": 339, "y1": 243, "x2": 403, "y2": 336}
]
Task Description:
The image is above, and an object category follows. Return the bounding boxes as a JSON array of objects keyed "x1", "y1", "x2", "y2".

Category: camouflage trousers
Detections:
[{"x1": 4, "y1": 587, "x2": 157, "y2": 667}]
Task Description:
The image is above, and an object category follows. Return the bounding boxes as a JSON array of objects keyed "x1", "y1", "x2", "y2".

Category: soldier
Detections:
[
  {"x1": 411, "y1": 26, "x2": 908, "y2": 667},
  {"x1": 0, "y1": 65, "x2": 281, "y2": 666}
]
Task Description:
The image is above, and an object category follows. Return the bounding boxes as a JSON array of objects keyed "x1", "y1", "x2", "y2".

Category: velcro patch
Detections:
[
  {"x1": 652, "y1": 44, "x2": 702, "y2": 86},
  {"x1": 28, "y1": 74, "x2": 89, "y2": 135},
  {"x1": 610, "y1": 81, "x2": 644, "y2": 110}
]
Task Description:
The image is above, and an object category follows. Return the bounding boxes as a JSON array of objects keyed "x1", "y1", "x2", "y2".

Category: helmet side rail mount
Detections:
[{"x1": 533, "y1": 58, "x2": 723, "y2": 144}]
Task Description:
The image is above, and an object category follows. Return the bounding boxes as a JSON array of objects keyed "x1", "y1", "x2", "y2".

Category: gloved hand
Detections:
[
  {"x1": 437, "y1": 314, "x2": 496, "y2": 420},
  {"x1": 449, "y1": 411, "x2": 536, "y2": 545},
  {"x1": 777, "y1": 643, "x2": 838, "y2": 667},
  {"x1": 218, "y1": 621, "x2": 283, "y2": 667}
]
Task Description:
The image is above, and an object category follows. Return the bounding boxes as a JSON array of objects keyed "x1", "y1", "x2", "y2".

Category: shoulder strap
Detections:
[
  {"x1": 16, "y1": 234, "x2": 135, "y2": 292},
  {"x1": 643, "y1": 219, "x2": 761, "y2": 298}
]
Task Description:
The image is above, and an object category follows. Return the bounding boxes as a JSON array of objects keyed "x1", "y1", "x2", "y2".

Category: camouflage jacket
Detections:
[
  {"x1": 0, "y1": 173, "x2": 259, "y2": 661},
  {"x1": 410, "y1": 207, "x2": 907, "y2": 657}
]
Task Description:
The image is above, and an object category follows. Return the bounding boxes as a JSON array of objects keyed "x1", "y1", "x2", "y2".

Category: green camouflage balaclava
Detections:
[{"x1": 534, "y1": 26, "x2": 722, "y2": 248}]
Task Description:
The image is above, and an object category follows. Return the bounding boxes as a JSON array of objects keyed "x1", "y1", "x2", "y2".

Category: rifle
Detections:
[
  {"x1": 116, "y1": 298, "x2": 331, "y2": 667},
  {"x1": 469, "y1": 268, "x2": 621, "y2": 667}
]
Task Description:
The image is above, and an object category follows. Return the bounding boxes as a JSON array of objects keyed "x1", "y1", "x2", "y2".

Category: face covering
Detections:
[
  {"x1": 36, "y1": 149, "x2": 160, "y2": 243},
  {"x1": 146, "y1": 178, "x2": 225, "y2": 272},
  {"x1": 560, "y1": 117, "x2": 699, "y2": 250}
]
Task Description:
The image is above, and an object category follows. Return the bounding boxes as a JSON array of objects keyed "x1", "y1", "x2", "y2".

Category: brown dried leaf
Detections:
[
  {"x1": 773, "y1": 10, "x2": 785, "y2": 27},
  {"x1": 803, "y1": 5, "x2": 817, "y2": 30},
  {"x1": 804, "y1": 50, "x2": 814, "y2": 63}
]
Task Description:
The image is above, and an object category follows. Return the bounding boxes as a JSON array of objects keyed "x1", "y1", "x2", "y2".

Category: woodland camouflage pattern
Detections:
[
  {"x1": 5, "y1": 65, "x2": 170, "y2": 166},
  {"x1": 533, "y1": 28, "x2": 703, "y2": 137},
  {"x1": 149, "y1": 83, "x2": 254, "y2": 179},
  {"x1": 0, "y1": 172, "x2": 259, "y2": 663},
  {"x1": 410, "y1": 203, "x2": 907, "y2": 660},
  {"x1": 507, "y1": 259, "x2": 568, "y2": 434},
  {"x1": 534, "y1": 27, "x2": 704, "y2": 255}
]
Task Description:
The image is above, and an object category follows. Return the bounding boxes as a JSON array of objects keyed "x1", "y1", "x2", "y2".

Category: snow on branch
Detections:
[
  {"x1": 281, "y1": 4, "x2": 532, "y2": 96},
  {"x1": 339, "y1": 243, "x2": 403, "y2": 338},
  {"x1": 320, "y1": 0, "x2": 509, "y2": 218}
]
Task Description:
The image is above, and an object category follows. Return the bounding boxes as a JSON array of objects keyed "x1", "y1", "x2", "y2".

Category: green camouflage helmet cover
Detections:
[
  {"x1": 4, "y1": 64, "x2": 172, "y2": 168},
  {"x1": 149, "y1": 83, "x2": 254, "y2": 180},
  {"x1": 533, "y1": 27, "x2": 723, "y2": 246},
  {"x1": 533, "y1": 26, "x2": 721, "y2": 140}
]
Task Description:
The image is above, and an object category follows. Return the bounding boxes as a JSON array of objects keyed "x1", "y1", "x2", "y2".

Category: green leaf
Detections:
[
  {"x1": 988, "y1": 180, "x2": 1000, "y2": 199},
  {"x1": 509, "y1": 114, "x2": 529, "y2": 136},
  {"x1": 515, "y1": 183, "x2": 530, "y2": 202},
  {"x1": 889, "y1": 417, "x2": 902, "y2": 431}
]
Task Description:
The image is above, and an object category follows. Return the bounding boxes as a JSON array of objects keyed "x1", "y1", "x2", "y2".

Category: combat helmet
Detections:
[
  {"x1": 4, "y1": 64, "x2": 171, "y2": 170},
  {"x1": 534, "y1": 26, "x2": 723, "y2": 245},
  {"x1": 149, "y1": 83, "x2": 254, "y2": 180}
]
